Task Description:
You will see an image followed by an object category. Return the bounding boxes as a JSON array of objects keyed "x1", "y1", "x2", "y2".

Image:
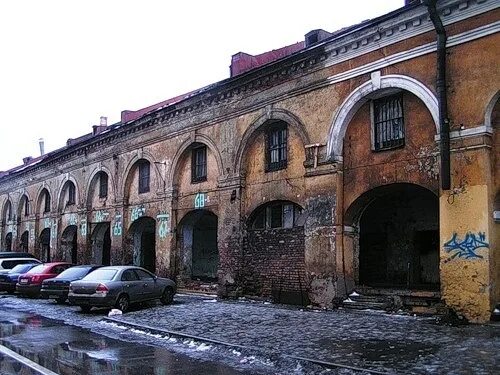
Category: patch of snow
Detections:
[
  {"x1": 231, "y1": 350, "x2": 241, "y2": 356},
  {"x1": 108, "y1": 308, "x2": 122, "y2": 316},
  {"x1": 203, "y1": 299, "x2": 217, "y2": 303},
  {"x1": 343, "y1": 297, "x2": 355, "y2": 303},
  {"x1": 195, "y1": 343, "x2": 212, "y2": 351},
  {"x1": 263, "y1": 302, "x2": 271, "y2": 305},
  {"x1": 349, "y1": 291, "x2": 360, "y2": 297},
  {"x1": 494, "y1": 308, "x2": 500, "y2": 313}
]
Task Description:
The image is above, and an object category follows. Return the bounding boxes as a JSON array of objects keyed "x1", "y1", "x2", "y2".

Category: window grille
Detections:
[
  {"x1": 266, "y1": 123, "x2": 287, "y2": 172},
  {"x1": 374, "y1": 94, "x2": 405, "y2": 151},
  {"x1": 138, "y1": 162, "x2": 150, "y2": 194},
  {"x1": 99, "y1": 172, "x2": 108, "y2": 198},
  {"x1": 191, "y1": 145, "x2": 207, "y2": 183}
]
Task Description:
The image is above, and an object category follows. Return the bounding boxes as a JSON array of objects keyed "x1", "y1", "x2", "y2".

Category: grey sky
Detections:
[{"x1": 0, "y1": 0, "x2": 403, "y2": 171}]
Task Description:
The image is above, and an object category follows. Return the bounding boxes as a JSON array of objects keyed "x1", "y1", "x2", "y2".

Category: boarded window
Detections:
[
  {"x1": 251, "y1": 201, "x2": 302, "y2": 230},
  {"x1": 373, "y1": 94, "x2": 405, "y2": 151},
  {"x1": 138, "y1": 162, "x2": 150, "y2": 194}
]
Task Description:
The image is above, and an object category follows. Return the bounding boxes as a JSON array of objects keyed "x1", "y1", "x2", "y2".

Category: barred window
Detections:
[
  {"x1": 373, "y1": 94, "x2": 405, "y2": 151},
  {"x1": 266, "y1": 122, "x2": 287, "y2": 172},
  {"x1": 99, "y1": 172, "x2": 108, "y2": 198},
  {"x1": 191, "y1": 145, "x2": 207, "y2": 183},
  {"x1": 138, "y1": 161, "x2": 150, "y2": 194}
]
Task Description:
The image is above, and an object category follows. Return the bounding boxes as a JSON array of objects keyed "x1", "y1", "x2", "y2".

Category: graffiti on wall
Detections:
[
  {"x1": 95, "y1": 210, "x2": 109, "y2": 223},
  {"x1": 113, "y1": 213, "x2": 122, "y2": 237},
  {"x1": 443, "y1": 232, "x2": 489, "y2": 260},
  {"x1": 195, "y1": 193, "x2": 209, "y2": 209},
  {"x1": 131, "y1": 205, "x2": 146, "y2": 222},
  {"x1": 157, "y1": 212, "x2": 170, "y2": 239},
  {"x1": 68, "y1": 213, "x2": 78, "y2": 226},
  {"x1": 44, "y1": 218, "x2": 51, "y2": 229},
  {"x1": 51, "y1": 221, "x2": 57, "y2": 240},
  {"x1": 80, "y1": 219, "x2": 87, "y2": 236}
]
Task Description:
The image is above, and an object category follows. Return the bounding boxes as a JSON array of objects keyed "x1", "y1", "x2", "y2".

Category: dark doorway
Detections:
[
  {"x1": 20, "y1": 231, "x2": 29, "y2": 252},
  {"x1": 5, "y1": 232, "x2": 12, "y2": 251},
  {"x1": 39, "y1": 228, "x2": 51, "y2": 262},
  {"x1": 178, "y1": 210, "x2": 218, "y2": 282},
  {"x1": 358, "y1": 184, "x2": 439, "y2": 290},
  {"x1": 91, "y1": 223, "x2": 111, "y2": 266},
  {"x1": 128, "y1": 217, "x2": 156, "y2": 273},
  {"x1": 61, "y1": 225, "x2": 78, "y2": 263}
]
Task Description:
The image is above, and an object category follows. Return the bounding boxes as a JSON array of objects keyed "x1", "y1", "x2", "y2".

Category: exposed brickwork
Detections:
[{"x1": 242, "y1": 227, "x2": 307, "y2": 301}]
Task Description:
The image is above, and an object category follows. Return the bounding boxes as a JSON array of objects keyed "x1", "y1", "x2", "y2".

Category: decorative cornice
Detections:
[
  {"x1": 0, "y1": 0, "x2": 497, "y2": 184},
  {"x1": 434, "y1": 125, "x2": 494, "y2": 140}
]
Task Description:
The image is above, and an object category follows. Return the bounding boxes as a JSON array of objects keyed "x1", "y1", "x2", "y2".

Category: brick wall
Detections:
[{"x1": 242, "y1": 227, "x2": 307, "y2": 304}]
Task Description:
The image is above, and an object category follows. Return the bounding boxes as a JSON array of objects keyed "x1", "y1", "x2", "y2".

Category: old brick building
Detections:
[{"x1": 0, "y1": 0, "x2": 498, "y2": 322}]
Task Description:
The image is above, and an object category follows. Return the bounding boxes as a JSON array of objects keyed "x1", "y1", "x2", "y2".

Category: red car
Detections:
[{"x1": 16, "y1": 262, "x2": 73, "y2": 297}]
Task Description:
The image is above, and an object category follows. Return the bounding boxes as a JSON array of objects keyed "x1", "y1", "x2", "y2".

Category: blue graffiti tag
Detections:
[{"x1": 443, "y1": 232, "x2": 489, "y2": 260}]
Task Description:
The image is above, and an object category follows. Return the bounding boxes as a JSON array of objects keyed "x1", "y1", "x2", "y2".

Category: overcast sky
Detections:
[{"x1": 0, "y1": 0, "x2": 403, "y2": 172}]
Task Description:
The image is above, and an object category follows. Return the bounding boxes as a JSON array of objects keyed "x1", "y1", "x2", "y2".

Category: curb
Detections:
[{"x1": 102, "y1": 317, "x2": 391, "y2": 374}]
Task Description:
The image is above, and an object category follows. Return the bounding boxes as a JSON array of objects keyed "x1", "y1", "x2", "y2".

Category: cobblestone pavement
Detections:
[
  {"x1": 1, "y1": 293, "x2": 499, "y2": 374},
  {"x1": 113, "y1": 294, "x2": 499, "y2": 374}
]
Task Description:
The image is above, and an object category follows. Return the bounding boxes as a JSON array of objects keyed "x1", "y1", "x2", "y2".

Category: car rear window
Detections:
[
  {"x1": 56, "y1": 267, "x2": 90, "y2": 279},
  {"x1": 26, "y1": 265, "x2": 51, "y2": 274},
  {"x1": 9, "y1": 264, "x2": 37, "y2": 274},
  {"x1": 82, "y1": 269, "x2": 117, "y2": 281}
]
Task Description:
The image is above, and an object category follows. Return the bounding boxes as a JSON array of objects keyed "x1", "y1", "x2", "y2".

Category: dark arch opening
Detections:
[
  {"x1": 178, "y1": 210, "x2": 218, "y2": 282},
  {"x1": 39, "y1": 228, "x2": 51, "y2": 262},
  {"x1": 61, "y1": 225, "x2": 78, "y2": 263},
  {"x1": 20, "y1": 231, "x2": 29, "y2": 252},
  {"x1": 347, "y1": 183, "x2": 439, "y2": 290},
  {"x1": 5, "y1": 232, "x2": 12, "y2": 251},
  {"x1": 91, "y1": 223, "x2": 111, "y2": 266},
  {"x1": 128, "y1": 217, "x2": 156, "y2": 272}
]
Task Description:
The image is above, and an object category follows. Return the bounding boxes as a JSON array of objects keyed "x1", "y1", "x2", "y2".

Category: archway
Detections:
[
  {"x1": 39, "y1": 228, "x2": 51, "y2": 262},
  {"x1": 128, "y1": 217, "x2": 156, "y2": 272},
  {"x1": 61, "y1": 225, "x2": 77, "y2": 263},
  {"x1": 20, "y1": 231, "x2": 29, "y2": 252},
  {"x1": 5, "y1": 232, "x2": 12, "y2": 251},
  {"x1": 178, "y1": 210, "x2": 218, "y2": 282},
  {"x1": 91, "y1": 223, "x2": 111, "y2": 266},
  {"x1": 346, "y1": 183, "x2": 439, "y2": 290}
]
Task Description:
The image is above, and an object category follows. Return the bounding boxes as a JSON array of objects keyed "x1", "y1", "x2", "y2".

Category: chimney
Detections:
[
  {"x1": 305, "y1": 29, "x2": 333, "y2": 47},
  {"x1": 39, "y1": 138, "x2": 45, "y2": 156},
  {"x1": 93, "y1": 116, "x2": 108, "y2": 136},
  {"x1": 404, "y1": 0, "x2": 419, "y2": 5},
  {"x1": 22, "y1": 156, "x2": 33, "y2": 165}
]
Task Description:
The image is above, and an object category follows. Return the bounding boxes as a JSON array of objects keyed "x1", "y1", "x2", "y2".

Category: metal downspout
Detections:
[{"x1": 423, "y1": 0, "x2": 451, "y2": 190}]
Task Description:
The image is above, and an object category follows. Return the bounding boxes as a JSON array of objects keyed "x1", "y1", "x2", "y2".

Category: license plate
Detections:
[{"x1": 19, "y1": 279, "x2": 28, "y2": 284}]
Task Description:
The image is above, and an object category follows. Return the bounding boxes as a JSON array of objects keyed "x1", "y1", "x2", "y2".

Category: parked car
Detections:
[
  {"x1": 68, "y1": 266, "x2": 176, "y2": 313},
  {"x1": 0, "y1": 257, "x2": 41, "y2": 273},
  {"x1": 40, "y1": 265, "x2": 102, "y2": 303},
  {"x1": 16, "y1": 262, "x2": 73, "y2": 297},
  {"x1": 0, "y1": 263, "x2": 41, "y2": 293},
  {"x1": 0, "y1": 252, "x2": 37, "y2": 259}
]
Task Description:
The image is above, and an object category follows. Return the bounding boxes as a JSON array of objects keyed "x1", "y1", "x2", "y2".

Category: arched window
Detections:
[
  {"x1": 138, "y1": 160, "x2": 150, "y2": 194},
  {"x1": 41, "y1": 189, "x2": 51, "y2": 213},
  {"x1": 250, "y1": 201, "x2": 303, "y2": 230},
  {"x1": 98, "y1": 172, "x2": 109, "y2": 198},
  {"x1": 265, "y1": 121, "x2": 288, "y2": 172}
]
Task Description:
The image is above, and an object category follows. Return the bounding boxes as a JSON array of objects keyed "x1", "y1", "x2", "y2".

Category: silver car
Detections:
[{"x1": 68, "y1": 266, "x2": 176, "y2": 313}]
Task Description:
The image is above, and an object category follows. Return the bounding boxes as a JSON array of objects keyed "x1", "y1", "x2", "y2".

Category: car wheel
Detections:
[
  {"x1": 55, "y1": 297, "x2": 66, "y2": 304},
  {"x1": 115, "y1": 294, "x2": 129, "y2": 312},
  {"x1": 160, "y1": 287, "x2": 174, "y2": 305},
  {"x1": 80, "y1": 305, "x2": 91, "y2": 313}
]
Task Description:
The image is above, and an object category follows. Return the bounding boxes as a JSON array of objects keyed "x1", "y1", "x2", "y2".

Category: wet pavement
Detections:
[{"x1": 1, "y1": 293, "x2": 499, "y2": 374}]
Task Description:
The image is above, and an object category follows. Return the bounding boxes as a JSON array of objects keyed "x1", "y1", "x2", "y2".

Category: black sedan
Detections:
[
  {"x1": 40, "y1": 265, "x2": 102, "y2": 303},
  {"x1": 0, "y1": 263, "x2": 40, "y2": 293},
  {"x1": 68, "y1": 266, "x2": 176, "y2": 313}
]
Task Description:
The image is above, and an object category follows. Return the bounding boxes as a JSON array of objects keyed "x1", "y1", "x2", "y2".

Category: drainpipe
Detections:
[{"x1": 423, "y1": 0, "x2": 450, "y2": 190}]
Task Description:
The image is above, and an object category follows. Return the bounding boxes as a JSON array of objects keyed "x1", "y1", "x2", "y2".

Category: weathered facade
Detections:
[{"x1": 0, "y1": 0, "x2": 498, "y2": 322}]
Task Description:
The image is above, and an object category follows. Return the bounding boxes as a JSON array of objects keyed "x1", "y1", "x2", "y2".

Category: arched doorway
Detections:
[
  {"x1": 5, "y1": 232, "x2": 12, "y2": 251},
  {"x1": 61, "y1": 226, "x2": 78, "y2": 263},
  {"x1": 128, "y1": 217, "x2": 156, "y2": 272},
  {"x1": 348, "y1": 183, "x2": 439, "y2": 290},
  {"x1": 178, "y1": 210, "x2": 218, "y2": 282},
  {"x1": 39, "y1": 228, "x2": 51, "y2": 262},
  {"x1": 20, "y1": 231, "x2": 29, "y2": 252},
  {"x1": 91, "y1": 223, "x2": 111, "y2": 266}
]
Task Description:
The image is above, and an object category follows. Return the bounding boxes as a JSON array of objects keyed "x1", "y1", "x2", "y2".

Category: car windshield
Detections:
[
  {"x1": 26, "y1": 265, "x2": 50, "y2": 274},
  {"x1": 82, "y1": 269, "x2": 117, "y2": 281},
  {"x1": 56, "y1": 267, "x2": 90, "y2": 279},
  {"x1": 9, "y1": 264, "x2": 36, "y2": 274}
]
